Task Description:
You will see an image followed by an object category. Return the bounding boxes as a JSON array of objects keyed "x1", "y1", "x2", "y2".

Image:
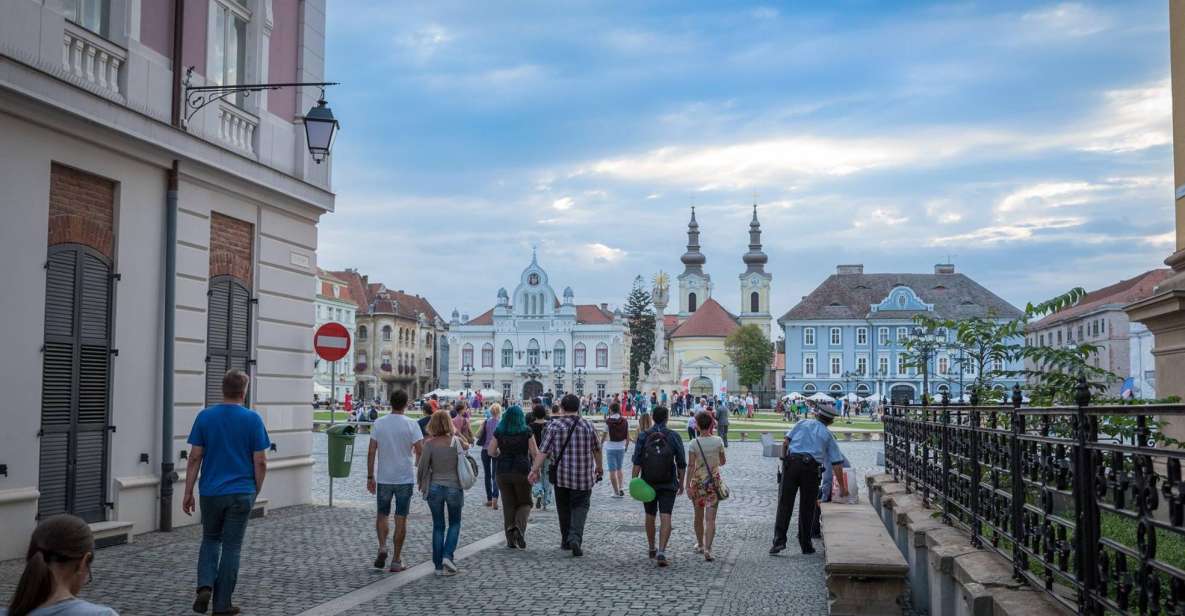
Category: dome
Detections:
[
  {"x1": 563, "y1": 286, "x2": 574, "y2": 298},
  {"x1": 497, "y1": 287, "x2": 509, "y2": 299},
  {"x1": 680, "y1": 207, "x2": 706, "y2": 272}
]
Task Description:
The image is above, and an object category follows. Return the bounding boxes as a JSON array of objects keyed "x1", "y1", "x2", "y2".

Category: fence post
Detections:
[
  {"x1": 1009, "y1": 384, "x2": 1025, "y2": 580},
  {"x1": 903, "y1": 405, "x2": 913, "y2": 494},
  {"x1": 1072, "y1": 376, "x2": 1100, "y2": 613},
  {"x1": 969, "y1": 392, "x2": 982, "y2": 547},
  {"x1": 940, "y1": 396, "x2": 950, "y2": 523}
]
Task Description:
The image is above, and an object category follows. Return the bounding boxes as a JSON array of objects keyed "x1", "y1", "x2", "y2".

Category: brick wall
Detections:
[
  {"x1": 47, "y1": 163, "x2": 116, "y2": 258},
  {"x1": 209, "y1": 212, "x2": 254, "y2": 287}
]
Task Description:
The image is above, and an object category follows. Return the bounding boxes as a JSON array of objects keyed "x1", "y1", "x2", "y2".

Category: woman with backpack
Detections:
[
  {"x1": 489, "y1": 405, "x2": 539, "y2": 549},
  {"x1": 686, "y1": 411, "x2": 727, "y2": 562},
  {"x1": 477, "y1": 404, "x2": 502, "y2": 510},
  {"x1": 604, "y1": 403, "x2": 631, "y2": 498}
]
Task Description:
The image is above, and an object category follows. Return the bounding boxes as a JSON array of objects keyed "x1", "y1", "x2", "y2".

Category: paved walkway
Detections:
[{"x1": 0, "y1": 437, "x2": 884, "y2": 616}]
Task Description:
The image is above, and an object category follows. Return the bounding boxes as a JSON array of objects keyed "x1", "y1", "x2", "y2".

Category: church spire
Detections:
[
  {"x1": 680, "y1": 207, "x2": 706, "y2": 275},
  {"x1": 742, "y1": 203, "x2": 768, "y2": 274}
]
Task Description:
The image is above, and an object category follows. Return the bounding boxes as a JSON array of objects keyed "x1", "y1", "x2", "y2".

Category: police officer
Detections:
[{"x1": 770, "y1": 401, "x2": 847, "y2": 555}]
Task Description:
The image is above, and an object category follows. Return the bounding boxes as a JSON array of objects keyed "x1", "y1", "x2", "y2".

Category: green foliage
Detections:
[
  {"x1": 624, "y1": 276, "x2": 656, "y2": 390},
  {"x1": 725, "y1": 324, "x2": 774, "y2": 390}
]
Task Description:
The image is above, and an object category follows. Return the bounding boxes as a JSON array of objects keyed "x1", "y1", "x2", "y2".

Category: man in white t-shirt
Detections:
[{"x1": 367, "y1": 389, "x2": 423, "y2": 573}]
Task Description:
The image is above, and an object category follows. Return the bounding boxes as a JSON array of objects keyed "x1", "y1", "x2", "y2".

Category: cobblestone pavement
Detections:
[{"x1": 0, "y1": 433, "x2": 884, "y2": 616}]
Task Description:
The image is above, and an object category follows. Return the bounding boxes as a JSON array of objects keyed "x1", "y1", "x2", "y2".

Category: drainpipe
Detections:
[{"x1": 161, "y1": 0, "x2": 185, "y2": 532}]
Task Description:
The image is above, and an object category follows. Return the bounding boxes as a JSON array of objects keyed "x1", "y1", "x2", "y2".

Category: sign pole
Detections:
[{"x1": 330, "y1": 358, "x2": 335, "y2": 508}]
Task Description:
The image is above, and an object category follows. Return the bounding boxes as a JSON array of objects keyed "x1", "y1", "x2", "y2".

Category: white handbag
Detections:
[{"x1": 454, "y1": 438, "x2": 480, "y2": 490}]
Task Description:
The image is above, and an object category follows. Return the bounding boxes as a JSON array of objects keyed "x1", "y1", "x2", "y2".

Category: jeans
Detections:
[
  {"x1": 197, "y1": 493, "x2": 254, "y2": 612},
  {"x1": 773, "y1": 457, "x2": 821, "y2": 552},
  {"x1": 554, "y1": 486, "x2": 591, "y2": 548},
  {"x1": 719, "y1": 425, "x2": 729, "y2": 447},
  {"x1": 426, "y1": 484, "x2": 464, "y2": 570},
  {"x1": 532, "y1": 459, "x2": 553, "y2": 507},
  {"x1": 481, "y1": 450, "x2": 499, "y2": 501}
]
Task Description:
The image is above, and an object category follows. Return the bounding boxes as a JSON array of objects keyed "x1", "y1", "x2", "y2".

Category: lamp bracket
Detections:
[{"x1": 182, "y1": 67, "x2": 339, "y2": 127}]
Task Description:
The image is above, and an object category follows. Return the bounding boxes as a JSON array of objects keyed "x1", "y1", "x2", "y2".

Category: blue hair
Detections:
[{"x1": 494, "y1": 405, "x2": 531, "y2": 436}]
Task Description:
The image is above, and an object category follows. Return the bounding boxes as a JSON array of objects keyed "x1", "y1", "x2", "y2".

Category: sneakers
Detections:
[
  {"x1": 656, "y1": 552, "x2": 669, "y2": 567},
  {"x1": 212, "y1": 608, "x2": 241, "y2": 616},
  {"x1": 648, "y1": 548, "x2": 657, "y2": 560},
  {"x1": 373, "y1": 551, "x2": 388, "y2": 570},
  {"x1": 769, "y1": 542, "x2": 786, "y2": 555},
  {"x1": 388, "y1": 560, "x2": 405, "y2": 573},
  {"x1": 570, "y1": 542, "x2": 583, "y2": 557},
  {"x1": 442, "y1": 558, "x2": 458, "y2": 573},
  {"x1": 611, "y1": 491, "x2": 624, "y2": 499},
  {"x1": 192, "y1": 587, "x2": 211, "y2": 614},
  {"x1": 514, "y1": 529, "x2": 527, "y2": 550},
  {"x1": 802, "y1": 545, "x2": 817, "y2": 555}
]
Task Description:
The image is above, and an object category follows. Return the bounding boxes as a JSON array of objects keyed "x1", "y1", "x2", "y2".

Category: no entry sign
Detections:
[{"x1": 314, "y1": 322, "x2": 351, "y2": 362}]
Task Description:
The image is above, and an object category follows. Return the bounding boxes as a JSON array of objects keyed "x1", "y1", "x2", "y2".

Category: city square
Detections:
[{"x1": 3, "y1": 1, "x2": 1185, "y2": 615}]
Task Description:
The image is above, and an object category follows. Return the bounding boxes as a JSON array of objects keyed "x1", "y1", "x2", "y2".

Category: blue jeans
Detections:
[
  {"x1": 426, "y1": 484, "x2": 464, "y2": 570},
  {"x1": 198, "y1": 493, "x2": 254, "y2": 612},
  {"x1": 481, "y1": 450, "x2": 499, "y2": 501}
]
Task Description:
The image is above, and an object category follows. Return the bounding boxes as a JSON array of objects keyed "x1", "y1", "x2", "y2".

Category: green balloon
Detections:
[{"x1": 629, "y1": 477, "x2": 656, "y2": 502}]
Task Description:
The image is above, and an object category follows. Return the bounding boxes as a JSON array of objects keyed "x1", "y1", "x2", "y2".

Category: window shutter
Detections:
[{"x1": 206, "y1": 276, "x2": 252, "y2": 406}]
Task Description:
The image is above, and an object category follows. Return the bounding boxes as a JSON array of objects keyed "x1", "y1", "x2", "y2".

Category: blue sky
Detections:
[{"x1": 319, "y1": 1, "x2": 1172, "y2": 325}]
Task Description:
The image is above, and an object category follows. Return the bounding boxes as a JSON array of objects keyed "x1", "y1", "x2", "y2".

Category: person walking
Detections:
[
  {"x1": 183, "y1": 369, "x2": 269, "y2": 615},
  {"x1": 715, "y1": 401, "x2": 730, "y2": 448},
  {"x1": 3, "y1": 515, "x2": 118, "y2": 616},
  {"x1": 417, "y1": 400, "x2": 434, "y2": 437},
  {"x1": 632, "y1": 406, "x2": 687, "y2": 568},
  {"x1": 686, "y1": 411, "x2": 726, "y2": 561},
  {"x1": 452, "y1": 403, "x2": 474, "y2": 445},
  {"x1": 477, "y1": 404, "x2": 502, "y2": 510},
  {"x1": 528, "y1": 394, "x2": 603, "y2": 557},
  {"x1": 416, "y1": 412, "x2": 468, "y2": 577},
  {"x1": 366, "y1": 390, "x2": 423, "y2": 573},
  {"x1": 528, "y1": 404, "x2": 553, "y2": 510},
  {"x1": 603, "y1": 403, "x2": 631, "y2": 498},
  {"x1": 771, "y1": 402, "x2": 847, "y2": 556},
  {"x1": 489, "y1": 405, "x2": 539, "y2": 549},
  {"x1": 686, "y1": 412, "x2": 697, "y2": 441}
]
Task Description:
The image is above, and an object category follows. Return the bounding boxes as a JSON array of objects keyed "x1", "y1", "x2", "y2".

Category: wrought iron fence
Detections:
[{"x1": 884, "y1": 380, "x2": 1185, "y2": 615}]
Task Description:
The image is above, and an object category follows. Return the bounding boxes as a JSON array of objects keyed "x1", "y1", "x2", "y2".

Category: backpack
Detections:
[
  {"x1": 606, "y1": 416, "x2": 629, "y2": 442},
  {"x1": 640, "y1": 429, "x2": 675, "y2": 484},
  {"x1": 368, "y1": 408, "x2": 378, "y2": 422}
]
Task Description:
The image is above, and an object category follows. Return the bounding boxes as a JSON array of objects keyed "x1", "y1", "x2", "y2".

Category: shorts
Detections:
[
  {"x1": 377, "y1": 483, "x2": 413, "y2": 517},
  {"x1": 643, "y1": 488, "x2": 678, "y2": 516},
  {"x1": 606, "y1": 448, "x2": 625, "y2": 471}
]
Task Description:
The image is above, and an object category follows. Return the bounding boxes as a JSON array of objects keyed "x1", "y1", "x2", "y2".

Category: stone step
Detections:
[
  {"x1": 251, "y1": 498, "x2": 269, "y2": 520},
  {"x1": 90, "y1": 520, "x2": 133, "y2": 549}
]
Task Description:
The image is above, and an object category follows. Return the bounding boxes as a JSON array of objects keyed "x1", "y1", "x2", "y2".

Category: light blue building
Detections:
[{"x1": 778, "y1": 264, "x2": 1024, "y2": 404}]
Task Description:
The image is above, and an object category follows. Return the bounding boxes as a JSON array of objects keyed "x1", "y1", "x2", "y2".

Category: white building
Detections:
[
  {"x1": 315, "y1": 269, "x2": 358, "y2": 402},
  {"x1": 0, "y1": 0, "x2": 333, "y2": 558},
  {"x1": 1130, "y1": 321, "x2": 1157, "y2": 399},
  {"x1": 447, "y1": 253, "x2": 628, "y2": 402}
]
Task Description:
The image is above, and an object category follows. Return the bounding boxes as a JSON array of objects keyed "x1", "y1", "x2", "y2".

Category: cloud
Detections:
[
  {"x1": 586, "y1": 243, "x2": 627, "y2": 264},
  {"x1": 1020, "y1": 3, "x2": 1109, "y2": 38},
  {"x1": 1073, "y1": 80, "x2": 1171, "y2": 153},
  {"x1": 396, "y1": 24, "x2": 453, "y2": 62},
  {"x1": 996, "y1": 181, "x2": 1103, "y2": 214},
  {"x1": 552, "y1": 196, "x2": 575, "y2": 210}
]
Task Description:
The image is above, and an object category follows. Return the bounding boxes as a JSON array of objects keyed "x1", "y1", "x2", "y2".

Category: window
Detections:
[
  {"x1": 896, "y1": 327, "x2": 908, "y2": 343},
  {"x1": 461, "y1": 344, "x2": 473, "y2": 368},
  {"x1": 597, "y1": 383, "x2": 607, "y2": 398},
  {"x1": 803, "y1": 354, "x2": 816, "y2": 377},
  {"x1": 1101, "y1": 319, "x2": 1106, "y2": 334},
  {"x1": 206, "y1": 276, "x2": 252, "y2": 406},
  {"x1": 382, "y1": 325, "x2": 392, "y2": 341},
  {"x1": 938, "y1": 356, "x2": 949, "y2": 375},
  {"x1": 358, "y1": 325, "x2": 367, "y2": 341},
  {"x1": 502, "y1": 382, "x2": 512, "y2": 400},
  {"x1": 855, "y1": 354, "x2": 868, "y2": 376},
  {"x1": 897, "y1": 354, "x2": 907, "y2": 376},
  {"x1": 878, "y1": 327, "x2": 889, "y2": 345},
  {"x1": 878, "y1": 354, "x2": 890, "y2": 376},
  {"x1": 803, "y1": 327, "x2": 816, "y2": 346},
  {"x1": 502, "y1": 341, "x2": 513, "y2": 368},
  {"x1": 830, "y1": 327, "x2": 841, "y2": 346},
  {"x1": 62, "y1": 0, "x2": 108, "y2": 36},
  {"x1": 688, "y1": 292, "x2": 698, "y2": 312},
  {"x1": 554, "y1": 341, "x2": 566, "y2": 368},
  {"x1": 1038, "y1": 333, "x2": 1044, "y2": 346},
  {"x1": 830, "y1": 354, "x2": 842, "y2": 376},
  {"x1": 481, "y1": 343, "x2": 493, "y2": 368},
  {"x1": 856, "y1": 327, "x2": 868, "y2": 346},
  {"x1": 803, "y1": 383, "x2": 817, "y2": 394},
  {"x1": 830, "y1": 383, "x2": 843, "y2": 393},
  {"x1": 1057, "y1": 330, "x2": 1062, "y2": 345},
  {"x1": 209, "y1": 0, "x2": 249, "y2": 104},
  {"x1": 1078, "y1": 325, "x2": 1084, "y2": 341},
  {"x1": 750, "y1": 292, "x2": 760, "y2": 313},
  {"x1": 596, "y1": 343, "x2": 609, "y2": 368},
  {"x1": 357, "y1": 351, "x2": 367, "y2": 365},
  {"x1": 527, "y1": 339, "x2": 540, "y2": 366},
  {"x1": 574, "y1": 342, "x2": 586, "y2": 368}
]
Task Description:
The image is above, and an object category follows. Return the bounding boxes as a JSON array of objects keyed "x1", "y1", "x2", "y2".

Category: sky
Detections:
[{"x1": 319, "y1": 1, "x2": 1173, "y2": 326}]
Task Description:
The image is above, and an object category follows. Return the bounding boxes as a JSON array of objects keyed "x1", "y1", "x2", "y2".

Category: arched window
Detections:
[
  {"x1": 688, "y1": 292, "x2": 698, "y2": 313},
  {"x1": 553, "y1": 340, "x2": 566, "y2": 368},
  {"x1": 462, "y1": 343, "x2": 473, "y2": 368},
  {"x1": 358, "y1": 325, "x2": 368, "y2": 341},
  {"x1": 382, "y1": 325, "x2": 392, "y2": 341},
  {"x1": 502, "y1": 341, "x2": 514, "y2": 368},
  {"x1": 527, "y1": 339, "x2": 540, "y2": 366},
  {"x1": 574, "y1": 342, "x2": 586, "y2": 368},
  {"x1": 750, "y1": 291, "x2": 760, "y2": 313},
  {"x1": 596, "y1": 342, "x2": 609, "y2": 368},
  {"x1": 803, "y1": 383, "x2": 817, "y2": 394},
  {"x1": 481, "y1": 343, "x2": 494, "y2": 368},
  {"x1": 856, "y1": 383, "x2": 871, "y2": 395},
  {"x1": 830, "y1": 383, "x2": 843, "y2": 393}
]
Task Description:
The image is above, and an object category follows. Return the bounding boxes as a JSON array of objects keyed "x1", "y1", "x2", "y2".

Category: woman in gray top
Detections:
[
  {"x1": 3, "y1": 515, "x2": 118, "y2": 616},
  {"x1": 416, "y1": 411, "x2": 468, "y2": 576}
]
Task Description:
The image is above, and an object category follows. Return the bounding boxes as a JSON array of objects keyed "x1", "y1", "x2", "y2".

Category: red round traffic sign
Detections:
[{"x1": 314, "y1": 322, "x2": 351, "y2": 362}]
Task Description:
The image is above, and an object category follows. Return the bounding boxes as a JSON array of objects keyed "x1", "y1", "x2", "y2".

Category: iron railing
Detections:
[{"x1": 884, "y1": 380, "x2": 1185, "y2": 615}]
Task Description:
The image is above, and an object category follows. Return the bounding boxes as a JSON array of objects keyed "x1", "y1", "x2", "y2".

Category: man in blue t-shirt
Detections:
[{"x1": 184, "y1": 369, "x2": 270, "y2": 615}]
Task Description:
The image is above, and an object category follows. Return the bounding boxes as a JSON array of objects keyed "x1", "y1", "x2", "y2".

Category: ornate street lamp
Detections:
[
  {"x1": 302, "y1": 95, "x2": 339, "y2": 163},
  {"x1": 574, "y1": 367, "x2": 586, "y2": 395},
  {"x1": 461, "y1": 365, "x2": 474, "y2": 391},
  {"x1": 553, "y1": 366, "x2": 566, "y2": 396},
  {"x1": 911, "y1": 326, "x2": 944, "y2": 406}
]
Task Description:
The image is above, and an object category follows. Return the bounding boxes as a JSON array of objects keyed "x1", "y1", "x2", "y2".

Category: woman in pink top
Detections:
[{"x1": 478, "y1": 404, "x2": 502, "y2": 509}]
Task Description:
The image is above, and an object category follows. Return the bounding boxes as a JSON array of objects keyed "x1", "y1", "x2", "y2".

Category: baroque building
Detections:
[{"x1": 446, "y1": 253, "x2": 628, "y2": 401}]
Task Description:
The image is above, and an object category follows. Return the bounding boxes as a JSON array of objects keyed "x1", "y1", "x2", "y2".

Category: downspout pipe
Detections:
[{"x1": 161, "y1": 0, "x2": 185, "y2": 532}]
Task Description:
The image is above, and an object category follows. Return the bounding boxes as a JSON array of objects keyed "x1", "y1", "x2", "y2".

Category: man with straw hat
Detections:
[{"x1": 770, "y1": 401, "x2": 847, "y2": 556}]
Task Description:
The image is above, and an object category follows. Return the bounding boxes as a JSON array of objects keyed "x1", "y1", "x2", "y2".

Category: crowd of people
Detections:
[{"x1": 4, "y1": 371, "x2": 852, "y2": 615}]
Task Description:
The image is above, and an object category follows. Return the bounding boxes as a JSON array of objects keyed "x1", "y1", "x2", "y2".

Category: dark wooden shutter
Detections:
[{"x1": 206, "y1": 276, "x2": 252, "y2": 406}]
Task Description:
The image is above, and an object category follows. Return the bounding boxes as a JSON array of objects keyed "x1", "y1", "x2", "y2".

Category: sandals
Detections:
[
  {"x1": 373, "y1": 551, "x2": 388, "y2": 569},
  {"x1": 704, "y1": 550, "x2": 715, "y2": 562},
  {"x1": 388, "y1": 560, "x2": 405, "y2": 573}
]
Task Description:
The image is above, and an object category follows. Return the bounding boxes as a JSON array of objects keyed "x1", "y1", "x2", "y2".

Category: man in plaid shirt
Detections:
[{"x1": 529, "y1": 394, "x2": 603, "y2": 556}]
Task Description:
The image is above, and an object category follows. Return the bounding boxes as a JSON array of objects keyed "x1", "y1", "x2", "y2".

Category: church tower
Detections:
[
  {"x1": 677, "y1": 207, "x2": 712, "y2": 321},
  {"x1": 739, "y1": 204, "x2": 772, "y2": 337}
]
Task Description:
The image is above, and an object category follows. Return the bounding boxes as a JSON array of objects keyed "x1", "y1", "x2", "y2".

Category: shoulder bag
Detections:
[
  {"x1": 695, "y1": 437, "x2": 730, "y2": 501},
  {"x1": 454, "y1": 437, "x2": 480, "y2": 490},
  {"x1": 548, "y1": 418, "x2": 580, "y2": 486}
]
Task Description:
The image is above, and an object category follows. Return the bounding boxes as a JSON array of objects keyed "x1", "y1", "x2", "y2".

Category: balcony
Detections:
[
  {"x1": 61, "y1": 22, "x2": 126, "y2": 101},
  {"x1": 215, "y1": 101, "x2": 259, "y2": 157}
]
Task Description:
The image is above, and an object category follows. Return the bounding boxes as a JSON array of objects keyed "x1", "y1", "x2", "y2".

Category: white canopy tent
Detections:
[
  {"x1": 426, "y1": 388, "x2": 460, "y2": 399},
  {"x1": 313, "y1": 382, "x2": 331, "y2": 397},
  {"x1": 807, "y1": 392, "x2": 834, "y2": 402},
  {"x1": 782, "y1": 392, "x2": 804, "y2": 401},
  {"x1": 478, "y1": 388, "x2": 502, "y2": 400},
  {"x1": 844, "y1": 392, "x2": 860, "y2": 402}
]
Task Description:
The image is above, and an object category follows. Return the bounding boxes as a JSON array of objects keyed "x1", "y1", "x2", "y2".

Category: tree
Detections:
[
  {"x1": 624, "y1": 276, "x2": 656, "y2": 390},
  {"x1": 725, "y1": 324, "x2": 774, "y2": 392}
]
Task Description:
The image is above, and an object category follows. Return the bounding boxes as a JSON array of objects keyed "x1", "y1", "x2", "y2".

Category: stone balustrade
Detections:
[
  {"x1": 217, "y1": 102, "x2": 259, "y2": 156},
  {"x1": 62, "y1": 22, "x2": 125, "y2": 99}
]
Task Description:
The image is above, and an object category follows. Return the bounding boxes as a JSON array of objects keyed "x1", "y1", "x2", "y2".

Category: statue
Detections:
[{"x1": 642, "y1": 271, "x2": 672, "y2": 387}]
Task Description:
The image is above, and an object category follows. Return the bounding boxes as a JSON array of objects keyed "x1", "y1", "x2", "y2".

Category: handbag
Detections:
[
  {"x1": 548, "y1": 418, "x2": 579, "y2": 486},
  {"x1": 695, "y1": 437, "x2": 730, "y2": 501},
  {"x1": 454, "y1": 437, "x2": 480, "y2": 490}
]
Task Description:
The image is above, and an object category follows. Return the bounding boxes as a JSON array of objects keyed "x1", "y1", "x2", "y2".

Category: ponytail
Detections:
[{"x1": 8, "y1": 550, "x2": 54, "y2": 616}]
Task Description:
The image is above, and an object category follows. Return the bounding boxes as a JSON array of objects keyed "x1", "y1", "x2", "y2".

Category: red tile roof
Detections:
[
  {"x1": 663, "y1": 314, "x2": 680, "y2": 335},
  {"x1": 463, "y1": 304, "x2": 615, "y2": 326},
  {"x1": 670, "y1": 298, "x2": 740, "y2": 338},
  {"x1": 466, "y1": 308, "x2": 495, "y2": 326},
  {"x1": 1030, "y1": 269, "x2": 1172, "y2": 329},
  {"x1": 328, "y1": 269, "x2": 442, "y2": 322}
]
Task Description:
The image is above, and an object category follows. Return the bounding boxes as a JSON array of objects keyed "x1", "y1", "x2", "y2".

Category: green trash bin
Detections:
[{"x1": 325, "y1": 424, "x2": 357, "y2": 478}]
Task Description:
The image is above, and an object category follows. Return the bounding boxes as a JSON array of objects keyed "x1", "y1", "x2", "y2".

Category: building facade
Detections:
[
  {"x1": 780, "y1": 264, "x2": 1024, "y2": 404},
  {"x1": 314, "y1": 269, "x2": 358, "y2": 402},
  {"x1": 1027, "y1": 269, "x2": 1170, "y2": 399},
  {"x1": 332, "y1": 269, "x2": 446, "y2": 403},
  {"x1": 0, "y1": 0, "x2": 333, "y2": 558},
  {"x1": 447, "y1": 253, "x2": 628, "y2": 402}
]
